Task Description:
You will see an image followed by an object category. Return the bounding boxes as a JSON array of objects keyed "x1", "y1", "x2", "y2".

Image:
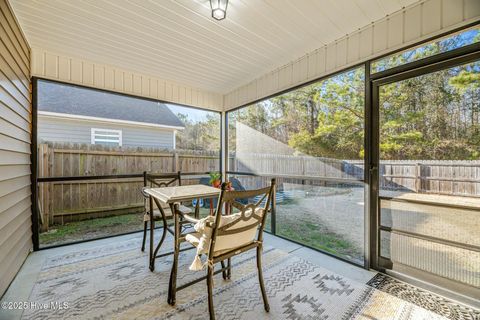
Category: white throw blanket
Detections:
[{"x1": 186, "y1": 213, "x2": 242, "y2": 271}]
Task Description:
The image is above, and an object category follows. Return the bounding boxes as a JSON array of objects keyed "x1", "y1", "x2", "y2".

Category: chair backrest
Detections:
[
  {"x1": 208, "y1": 179, "x2": 275, "y2": 256},
  {"x1": 144, "y1": 171, "x2": 182, "y2": 188},
  {"x1": 142, "y1": 171, "x2": 182, "y2": 210}
]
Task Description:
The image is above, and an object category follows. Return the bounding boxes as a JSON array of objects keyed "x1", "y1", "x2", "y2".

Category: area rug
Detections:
[
  {"x1": 22, "y1": 235, "x2": 478, "y2": 320},
  {"x1": 367, "y1": 274, "x2": 480, "y2": 320}
]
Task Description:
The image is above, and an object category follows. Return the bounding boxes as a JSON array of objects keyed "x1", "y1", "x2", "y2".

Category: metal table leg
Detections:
[
  {"x1": 168, "y1": 203, "x2": 180, "y2": 305},
  {"x1": 149, "y1": 195, "x2": 155, "y2": 271}
]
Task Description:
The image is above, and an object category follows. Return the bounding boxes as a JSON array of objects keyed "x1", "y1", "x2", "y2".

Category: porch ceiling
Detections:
[{"x1": 10, "y1": 0, "x2": 420, "y2": 94}]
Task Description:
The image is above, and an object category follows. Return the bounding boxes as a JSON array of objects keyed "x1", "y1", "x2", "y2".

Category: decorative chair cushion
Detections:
[{"x1": 185, "y1": 208, "x2": 265, "y2": 270}]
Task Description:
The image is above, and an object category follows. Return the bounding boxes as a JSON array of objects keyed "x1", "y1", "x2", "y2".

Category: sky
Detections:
[{"x1": 166, "y1": 103, "x2": 212, "y2": 122}]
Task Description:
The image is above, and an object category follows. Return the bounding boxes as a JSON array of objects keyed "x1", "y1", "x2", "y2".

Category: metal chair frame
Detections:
[
  {"x1": 167, "y1": 179, "x2": 276, "y2": 320},
  {"x1": 141, "y1": 171, "x2": 196, "y2": 271}
]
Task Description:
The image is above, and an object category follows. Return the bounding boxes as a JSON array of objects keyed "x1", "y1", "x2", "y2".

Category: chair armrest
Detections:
[
  {"x1": 181, "y1": 213, "x2": 200, "y2": 224},
  {"x1": 141, "y1": 187, "x2": 150, "y2": 198},
  {"x1": 180, "y1": 213, "x2": 216, "y2": 228}
]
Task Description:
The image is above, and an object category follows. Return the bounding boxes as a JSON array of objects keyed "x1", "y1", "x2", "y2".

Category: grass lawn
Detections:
[
  {"x1": 40, "y1": 201, "x2": 362, "y2": 265},
  {"x1": 40, "y1": 213, "x2": 144, "y2": 246},
  {"x1": 277, "y1": 215, "x2": 361, "y2": 262},
  {"x1": 274, "y1": 196, "x2": 364, "y2": 264},
  {"x1": 39, "y1": 207, "x2": 213, "y2": 247}
]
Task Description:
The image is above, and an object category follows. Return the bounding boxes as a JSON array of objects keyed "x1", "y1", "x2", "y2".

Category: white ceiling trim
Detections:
[{"x1": 31, "y1": 47, "x2": 224, "y2": 111}]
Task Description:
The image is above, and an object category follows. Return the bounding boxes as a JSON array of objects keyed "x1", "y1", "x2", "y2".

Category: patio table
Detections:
[{"x1": 143, "y1": 185, "x2": 221, "y2": 274}]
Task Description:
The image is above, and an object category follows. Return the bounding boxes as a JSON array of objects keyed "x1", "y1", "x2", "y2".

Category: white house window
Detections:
[{"x1": 91, "y1": 128, "x2": 122, "y2": 146}]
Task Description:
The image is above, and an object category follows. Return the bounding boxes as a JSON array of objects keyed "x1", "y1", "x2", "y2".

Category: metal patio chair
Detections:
[
  {"x1": 168, "y1": 179, "x2": 276, "y2": 320},
  {"x1": 140, "y1": 171, "x2": 192, "y2": 266}
]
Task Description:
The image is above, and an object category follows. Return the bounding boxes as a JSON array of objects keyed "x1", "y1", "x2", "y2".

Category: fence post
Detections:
[
  {"x1": 271, "y1": 181, "x2": 277, "y2": 235},
  {"x1": 38, "y1": 144, "x2": 42, "y2": 227},
  {"x1": 173, "y1": 151, "x2": 179, "y2": 172},
  {"x1": 301, "y1": 157, "x2": 305, "y2": 185},
  {"x1": 415, "y1": 163, "x2": 421, "y2": 193},
  {"x1": 38, "y1": 144, "x2": 44, "y2": 231},
  {"x1": 44, "y1": 144, "x2": 50, "y2": 230},
  {"x1": 48, "y1": 145, "x2": 54, "y2": 228}
]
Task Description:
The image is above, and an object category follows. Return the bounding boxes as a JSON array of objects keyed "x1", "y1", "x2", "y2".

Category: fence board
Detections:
[
  {"x1": 232, "y1": 152, "x2": 479, "y2": 197},
  {"x1": 38, "y1": 143, "x2": 480, "y2": 228},
  {"x1": 38, "y1": 143, "x2": 221, "y2": 227}
]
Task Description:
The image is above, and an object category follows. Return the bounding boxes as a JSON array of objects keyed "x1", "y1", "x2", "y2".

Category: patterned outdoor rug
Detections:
[{"x1": 22, "y1": 235, "x2": 479, "y2": 320}]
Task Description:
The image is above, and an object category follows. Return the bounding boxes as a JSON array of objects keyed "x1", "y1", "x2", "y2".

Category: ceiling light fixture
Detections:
[{"x1": 210, "y1": 0, "x2": 228, "y2": 21}]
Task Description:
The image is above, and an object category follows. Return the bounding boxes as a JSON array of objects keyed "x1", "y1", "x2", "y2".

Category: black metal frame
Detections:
[
  {"x1": 364, "y1": 60, "x2": 373, "y2": 270},
  {"x1": 225, "y1": 71, "x2": 368, "y2": 266},
  {"x1": 38, "y1": 173, "x2": 142, "y2": 183},
  {"x1": 142, "y1": 171, "x2": 183, "y2": 270},
  {"x1": 224, "y1": 22, "x2": 480, "y2": 283},
  {"x1": 31, "y1": 78, "x2": 39, "y2": 250},
  {"x1": 379, "y1": 225, "x2": 480, "y2": 254},
  {"x1": 31, "y1": 76, "x2": 223, "y2": 251},
  {"x1": 142, "y1": 171, "x2": 219, "y2": 271},
  {"x1": 371, "y1": 49, "x2": 480, "y2": 273},
  {"x1": 226, "y1": 171, "x2": 364, "y2": 185},
  {"x1": 28, "y1": 20, "x2": 480, "y2": 300},
  {"x1": 37, "y1": 172, "x2": 213, "y2": 183},
  {"x1": 153, "y1": 187, "x2": 225, "y2": 307},
  {"x1": 219, "y1": 112, "x2": 224, "y2": 177},
  {"x1": 369, "y1": 24, "x2": 480, "y2": 79}
]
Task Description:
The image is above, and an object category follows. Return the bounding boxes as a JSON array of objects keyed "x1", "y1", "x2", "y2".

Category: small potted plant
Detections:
[{"x1": 209, "y1": 172, "x2": 221, "y2": 188}]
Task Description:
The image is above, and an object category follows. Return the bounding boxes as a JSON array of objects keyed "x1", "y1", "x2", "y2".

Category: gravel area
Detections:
[{"x1": 274, "y1": 185, "x2": 479, "y2": 287}]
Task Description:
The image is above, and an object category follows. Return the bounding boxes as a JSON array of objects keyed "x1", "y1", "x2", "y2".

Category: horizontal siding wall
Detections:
[
  {"x1": 38, "y1": 117, "x2": 175, "y2": 149},
  {"x1": 0, "y1": 0, "x2": 32, "y2": 297},
  {"x1": 224, "y1": 0, "x2": 480, "y2": 109},
  {"x1": 31, "y1": 48, "x2": 223, "y2": 112}
]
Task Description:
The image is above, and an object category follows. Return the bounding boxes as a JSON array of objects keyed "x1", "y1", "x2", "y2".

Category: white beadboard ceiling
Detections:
[{"x1": 10, "y1": 0, "x2": 421, "y2": 94}]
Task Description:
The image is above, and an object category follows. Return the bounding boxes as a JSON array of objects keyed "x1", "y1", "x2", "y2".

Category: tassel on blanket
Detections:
[{"x1": 189, "y1": 254, "x2": 205, "y2": 271}]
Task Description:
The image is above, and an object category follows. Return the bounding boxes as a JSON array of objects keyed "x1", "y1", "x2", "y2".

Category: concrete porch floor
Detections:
[{"x1": 1, "y1": 232, "x2": 477, "y2": 320}]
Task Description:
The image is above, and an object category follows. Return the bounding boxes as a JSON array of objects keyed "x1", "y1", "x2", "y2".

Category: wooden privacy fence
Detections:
[
  {"x1": 230, "y1": 153, "x2": 480, "y2": 197},
  {"x1": 377, "y1": 160, "x2": 480, "y2": 196},
  {"x1": 37, "y1": 142, "x2": 220, "y2": 229},
  {"x1": 38, "y1": 144, "x2": 480, "y2": 229}
]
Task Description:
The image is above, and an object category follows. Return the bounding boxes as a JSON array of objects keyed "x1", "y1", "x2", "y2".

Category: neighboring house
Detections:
[{"x1": 37, "y1": 80, "x2": 185, "y2": 149}]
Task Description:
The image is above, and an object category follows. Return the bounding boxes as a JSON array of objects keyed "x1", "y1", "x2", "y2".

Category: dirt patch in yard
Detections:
[{"x1": 276, "y1": 186, "x2": 365, "y2": 264}]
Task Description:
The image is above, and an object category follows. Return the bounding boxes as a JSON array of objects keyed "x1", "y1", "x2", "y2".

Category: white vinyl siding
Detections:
[
  {"x1": 91, "y1": 128, "x2": 122, "y2": 146},
  {"x1": 0, "y1": 0, "x2": 32, "y2": 297},
  {"x1": 38, "y1": 117, "x2": 175, "y2": 149}
]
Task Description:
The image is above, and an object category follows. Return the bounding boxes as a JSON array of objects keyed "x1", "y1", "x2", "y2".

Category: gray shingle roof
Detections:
[{"x1": 38, "y1": 80, "x2": 185, "y2": 128}]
